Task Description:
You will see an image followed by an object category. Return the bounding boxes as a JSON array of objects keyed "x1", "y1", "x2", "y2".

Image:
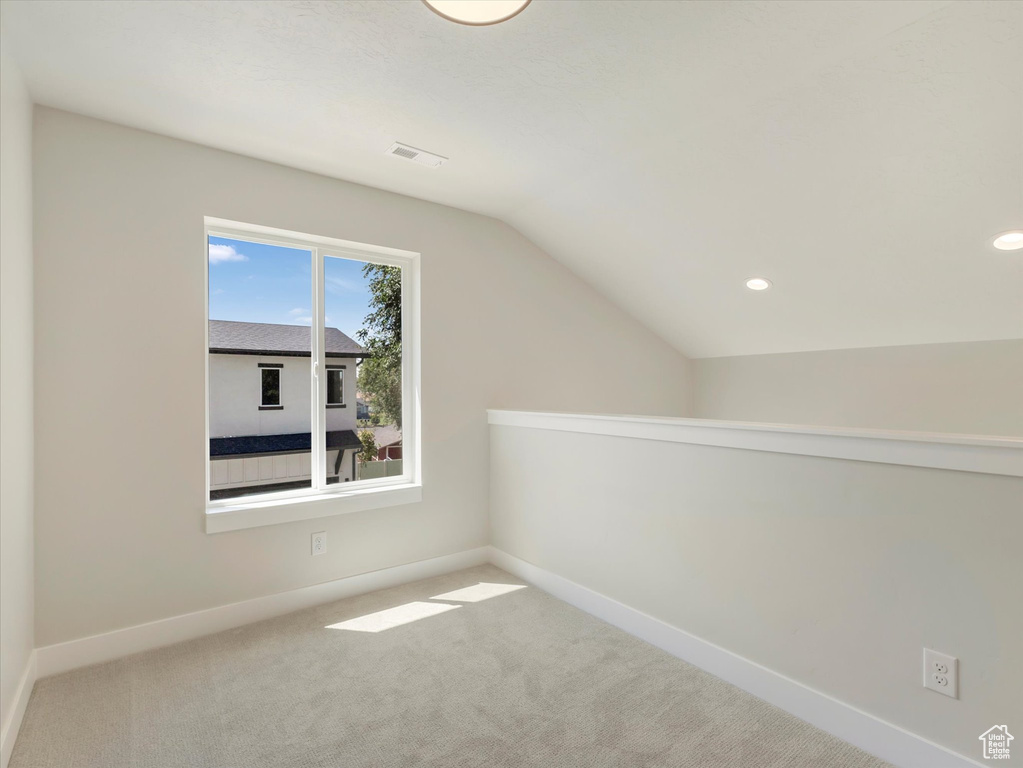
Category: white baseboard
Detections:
[
  {"x1": 487, "y1": 547, "x2": 980, "y2": 768},
  {"x1": 36, "y1": 547, "x2": 490, "y2": 679},
  {"x1": 0, "y1": 650, "x2": 36, "y2": 768}
]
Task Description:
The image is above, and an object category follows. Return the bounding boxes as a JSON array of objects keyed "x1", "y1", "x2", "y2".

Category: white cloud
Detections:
[
  {"x1": 288, "y1": 310, "x2": 328, "y2": 325},
  {"x1": 208, "y1": 244, "x2": 249, "y2": 264},
  {"x1": 326, "y1": 276, "x2": 359, "y2": 294}
]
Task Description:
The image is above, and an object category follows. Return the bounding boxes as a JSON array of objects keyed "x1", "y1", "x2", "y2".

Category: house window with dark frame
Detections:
[
  {"x1": 327, "y1": 367, "x2": 345, "y2": 407},
  {"x1": 260, "y1": 366, "x2": 282, "y2": 408}
]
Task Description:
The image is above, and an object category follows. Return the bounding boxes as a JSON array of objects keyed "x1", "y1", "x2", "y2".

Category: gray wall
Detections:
[
  {"x1": 31, "y1": 108, "x2": 693, "y2": 647},
  {"x1": 693, "y1": 339, "x2": 1023, "y2": 436},
  {"x1": 490, "y1": 423, "x2": 1023, "y2": 763},
  {"x1": 0, "y1": 41, "x2": 35, "y2": 736}
]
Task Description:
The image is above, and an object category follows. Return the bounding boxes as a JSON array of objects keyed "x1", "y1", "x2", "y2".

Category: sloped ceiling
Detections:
[{"x1": 3, "y1": 0, "x2": 1021, "y2": 357}]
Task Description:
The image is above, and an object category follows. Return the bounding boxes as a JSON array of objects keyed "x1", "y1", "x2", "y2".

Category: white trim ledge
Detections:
[
  {"x1": 206, "y1": 482, "x2": 422, "y2": 533},
  {"x1": 0, "y1": 650, "x2": 36, "y2": 768},
  {"x1": 35, "y1": 546, "x2": 487, "y2": 679},
  {"x1": 487, "y1": 410, "x2": 1023, "y2": 477},
  {"x1": 489, "y1": 547, "x2": 981, "y2": 768}
]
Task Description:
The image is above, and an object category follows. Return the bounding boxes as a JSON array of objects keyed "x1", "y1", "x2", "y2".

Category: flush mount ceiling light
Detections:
[
  {"x1": 422, "y1": 0, "x2": 531, "y2": 26},
  {"x1": 745, "y1": 277, "x2": 772, "y2": 291},
  {"x1": 992, "y1": 230, "x2": 1023, "y2": 251}
]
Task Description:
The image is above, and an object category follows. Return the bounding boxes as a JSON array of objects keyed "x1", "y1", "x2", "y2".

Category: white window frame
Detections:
[
  {"x1": 259, "y1": 365, "x2": 283, "y2": 408},
  {"x1": 325, "y1": 366, "x2": 345, "y2": 406},
  {"x1": 204, "y1": 217, "x2": 422, "y2": 533}
]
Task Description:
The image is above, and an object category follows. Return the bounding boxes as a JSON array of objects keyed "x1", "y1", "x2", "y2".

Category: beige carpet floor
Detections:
[{"x1": 11, "y1": 564, "x2": 891, "y2": 767}]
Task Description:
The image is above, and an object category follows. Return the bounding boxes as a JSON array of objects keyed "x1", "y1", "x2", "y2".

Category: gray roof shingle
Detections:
[
  {"x1": 365, "y1": 425, "x2": 402, "y2": 448},
  {"x1": 209, "y1": 320, "x2": 365, "y2": 358}
]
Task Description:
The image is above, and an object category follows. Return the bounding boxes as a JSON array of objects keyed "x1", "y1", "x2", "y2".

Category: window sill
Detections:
[
  {"x1": 326, "y1": 403, "x2": 346, "y2": 409},
  {"x1": 258, "y1": 405, "x2": 284, "y2": 411},
  {"x1": 205, "y1": 482, "x2": 422, "y2": 533}
]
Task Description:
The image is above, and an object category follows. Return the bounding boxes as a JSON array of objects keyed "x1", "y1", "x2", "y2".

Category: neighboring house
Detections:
[
  {"x1": 356, "y1": 398, "x2": 370, "y2": 420},
  {"x1": 367, "y1": 424, "x2": 402, "y2": 461},
  {"x1": 208, "y1": 320, "x2": 367, "y2": 498}
]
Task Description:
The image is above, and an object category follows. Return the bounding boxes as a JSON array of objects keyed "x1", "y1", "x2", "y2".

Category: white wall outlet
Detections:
[
  {"x1": 311, "y1": 531, "x2": 327, "y2": 556},
  {"x1": 923, "y1": 648, "x2": 958, "y2": 698}
]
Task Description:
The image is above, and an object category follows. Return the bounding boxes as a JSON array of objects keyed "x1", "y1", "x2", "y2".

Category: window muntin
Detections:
[
  {"x1": 260, "y1": 366, "x2": 282, "y2": 407},
  {"x1": 326, "y1": 367, "x2": 345, "y2": 406},
  {"x1": 206, "y1": 219, "x2": 419, "y2": 513}
]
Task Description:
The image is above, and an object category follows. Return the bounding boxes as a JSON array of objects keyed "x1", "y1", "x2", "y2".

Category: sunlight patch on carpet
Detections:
[
  {"x1": 430, "y1": 582, "x2": 527, "y2": 603},
  {"x1": 326, "y1": 601, "x2": 460, "y2": 632}
]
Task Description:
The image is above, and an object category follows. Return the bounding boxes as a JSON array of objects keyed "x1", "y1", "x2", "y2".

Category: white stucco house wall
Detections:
[{"x1": 208, "y1": 319, "x2": 366, "y2": 499}]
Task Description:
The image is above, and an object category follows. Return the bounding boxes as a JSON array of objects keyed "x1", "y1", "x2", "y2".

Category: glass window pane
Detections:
[
  {"x1": 261, "y1": 368, "x2": 281, "y2": 406},
  {"x1": 327, "y1": 369, "x2": 343, "y2": 405},
  {"x1": 208, "y1": 236, "x2": 312, "y2": 502},
  {"x1": 323, "y1": 255, "x2": 402, "y2": 486}
]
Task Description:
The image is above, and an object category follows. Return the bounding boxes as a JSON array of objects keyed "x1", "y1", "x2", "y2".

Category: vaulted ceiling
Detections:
[{"x1": 3, "y1": 0, "x2": 1021, "y2": 357}]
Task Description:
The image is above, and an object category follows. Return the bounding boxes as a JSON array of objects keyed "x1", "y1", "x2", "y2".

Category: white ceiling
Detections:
[{"x1": 3, "y1": 0, "x2": 1021, "y2": 358}]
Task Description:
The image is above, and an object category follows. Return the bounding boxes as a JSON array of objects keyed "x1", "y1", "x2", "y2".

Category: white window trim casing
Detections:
[{"x1": 205, "y1": 217, "x2": 422, "y2": 533}]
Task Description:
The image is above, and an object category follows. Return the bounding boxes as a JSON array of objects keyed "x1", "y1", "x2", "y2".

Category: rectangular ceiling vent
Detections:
[{"x1": 386, "y1": 142, "x2": 447, "y2": 168}]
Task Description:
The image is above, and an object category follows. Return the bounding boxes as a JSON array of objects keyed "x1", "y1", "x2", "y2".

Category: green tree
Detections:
[
  {"x1": 356, "y1": 264, "x2": 402, "y2": 427},
  {"x1": 358, "y1": 429, "x2": 378, "y2": 463}
]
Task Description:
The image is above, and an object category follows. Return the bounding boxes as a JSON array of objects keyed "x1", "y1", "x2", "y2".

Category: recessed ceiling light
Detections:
[
  {"x1": 745, "y1": 278, "x2": 772, "y2": 291},
  {"x1": 992, "y1": 230, "x2": 1023, "y2": 251},
  {"x1": 422, "y1": 0, "x2": 531, "y2": 26}
]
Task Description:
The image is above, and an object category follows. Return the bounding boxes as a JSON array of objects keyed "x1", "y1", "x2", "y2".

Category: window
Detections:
[
  {"x1": 205, "y1": 218, "x2": 420, "y2": 531},
  {"x1": 259, "y1": 365, "x2": 282, "y2": 408},
  {"x1": 326, "y1": 367, "x2": 345, "y2": 407}
]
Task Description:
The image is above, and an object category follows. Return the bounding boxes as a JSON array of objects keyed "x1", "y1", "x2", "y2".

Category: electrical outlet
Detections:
[
  {"x1": 311, "y1": 531, "x2": 327, "y2": 556},
  {"x1": 923, "y1": 648, "x2": 957, "y2": 698}
]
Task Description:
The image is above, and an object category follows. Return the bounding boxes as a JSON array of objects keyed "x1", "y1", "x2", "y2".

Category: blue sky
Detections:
[{"x1": 208, "y1": 236, "x2": 372, "y2": 340}]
